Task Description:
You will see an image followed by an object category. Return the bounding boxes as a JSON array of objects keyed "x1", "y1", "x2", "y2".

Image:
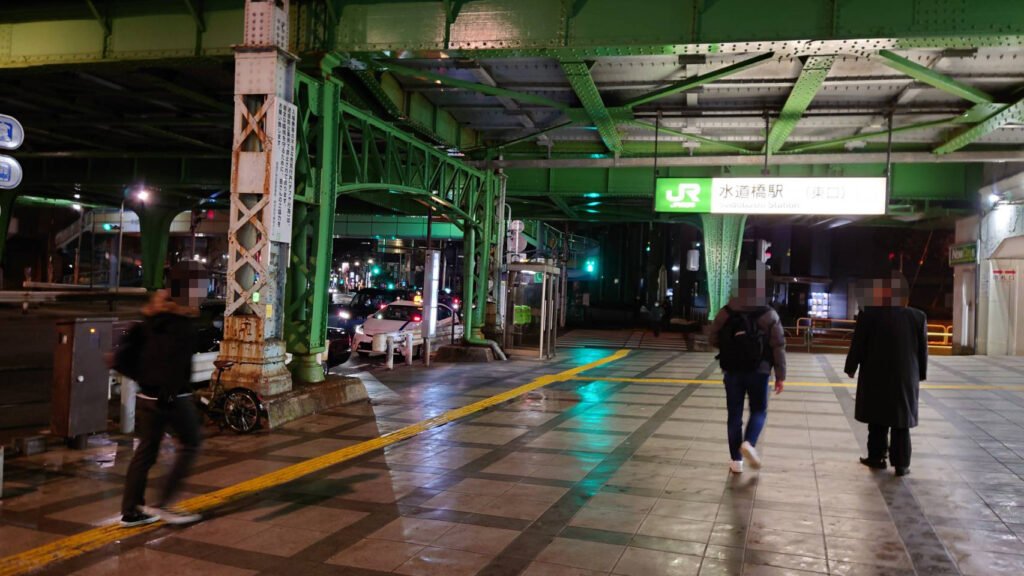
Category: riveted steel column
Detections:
[
  {"x1": 473, "y1": 175, "x2": 495, "y2": 338},
  {"x1": 217, "y1": 0, "x2": 297, "y2": 397},
  {"x1": 701, "y1": 214, "x2": 746, "y2": 316},
  {"x1": 286, "y1": 66, "x2": 341, "y2": 384},
  {"x1": 137, "y1": 204, "x2": 179, "y2": 291}
]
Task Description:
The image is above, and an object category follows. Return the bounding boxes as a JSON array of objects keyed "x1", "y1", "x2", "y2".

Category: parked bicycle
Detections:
[{"x1": 196, "y1": 360, "x2": 264, "y2": 433}]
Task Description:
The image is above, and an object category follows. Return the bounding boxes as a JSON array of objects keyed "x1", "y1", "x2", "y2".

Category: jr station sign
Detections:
[{"x1": 654, "y1": 177, "x2": 887, "y2": 215}]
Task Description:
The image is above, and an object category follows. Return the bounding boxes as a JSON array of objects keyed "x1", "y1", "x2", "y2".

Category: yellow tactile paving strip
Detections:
[
  {"x1": 0, "y1": 349, "x2": 630, "y2": 576},
  {"x1": 569, "y1": 375, "x2": 1024, "y2": 391}
]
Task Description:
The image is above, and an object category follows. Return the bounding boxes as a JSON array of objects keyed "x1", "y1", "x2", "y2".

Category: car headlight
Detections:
[{"x1": 339, "y1": 311, "x2": 351, "y2": 320}]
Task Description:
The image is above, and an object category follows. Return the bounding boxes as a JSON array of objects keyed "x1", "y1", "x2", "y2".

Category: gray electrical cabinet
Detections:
[{"x1": 52, "y1": 318, "x2": 114, "y2": 443}]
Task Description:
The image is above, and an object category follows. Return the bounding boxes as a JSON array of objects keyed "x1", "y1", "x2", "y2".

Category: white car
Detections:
[{"x1": 352, "y1": 300, "x2": 461, "y2": 357}]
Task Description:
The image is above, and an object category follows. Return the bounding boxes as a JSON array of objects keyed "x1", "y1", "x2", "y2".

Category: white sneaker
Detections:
[
  {"x1": 143, "y1": 506, "x2": 202, "y2": 525},
  {"x1": 729, "y1": 460, "x2": 744, "y2": 474},
  {"x1": 741, "y1": 441, "x2": 762, "y2": 469}
]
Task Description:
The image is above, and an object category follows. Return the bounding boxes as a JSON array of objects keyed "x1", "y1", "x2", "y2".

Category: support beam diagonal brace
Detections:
[
  {"x1": 379, "y1": 62, "x2": 570, "y2": 110},
  {"x1": 551, "y1": 196, "x2": 580, "y2": 219},
  {"x1": 877, "y1": 50, "x2": 993, "y2": 105},
  {"x1": 624, "y1": 52, "x2": 775, "y2": 109},
  {"x1": 628, "y1": 120, "x2": 754, "y2": 154},
  {"x1": 934, "y1": 98, "x2": 1024, "y2": 154},
  {"x1": 561, "y1": 60, "x2": 622, "y2": 154},
  {"x1": 765, "y1": 56, "x2": 834, "y2": 154}
]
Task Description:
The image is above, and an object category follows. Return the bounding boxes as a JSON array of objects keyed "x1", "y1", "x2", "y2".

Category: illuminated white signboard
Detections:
[{"x1": 655, "y1": 177, "x2": 887, "y2": 215}]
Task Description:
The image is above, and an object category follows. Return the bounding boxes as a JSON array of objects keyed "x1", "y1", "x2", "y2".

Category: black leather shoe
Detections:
[
  {"x1": 859, "y1": 457, "x2": 887, "y2": 470},
  {"x1": 895, "y1": 467, "x2": 910, "y2": 477}
]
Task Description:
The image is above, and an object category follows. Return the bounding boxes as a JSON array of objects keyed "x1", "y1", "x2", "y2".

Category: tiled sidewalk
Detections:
[{"x1": 3, "y1": 350, "x2": 1024, "y2": 575}]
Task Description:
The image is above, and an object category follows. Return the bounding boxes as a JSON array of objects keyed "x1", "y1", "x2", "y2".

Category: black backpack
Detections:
[{"x1": 717, "y1": 306, "x2": 768, "y2": 372}]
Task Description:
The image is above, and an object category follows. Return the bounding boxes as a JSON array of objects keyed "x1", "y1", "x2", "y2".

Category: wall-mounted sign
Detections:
[
  {"x1": 0, "y1": 114, "x2": 24, "y2": 151},
  {"x1": 654, "y1": 177, "x2": 887, "y2": 215},
  {"x1": 949, "y1": 242, "x2": 978, "y2": 266},
  {"x1": 0, "y1": 154, "x2": 23, "y2": 190}
]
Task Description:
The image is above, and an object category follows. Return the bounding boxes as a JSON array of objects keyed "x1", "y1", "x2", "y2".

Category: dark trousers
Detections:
[
  {"x1": 121, "y1": 396, "x2": 202, "y2": 515},
  {"x1": 651, "y1": 320, "x2": 661, "y2": 337},
  {"x1": 867, "y1": 424, "x2": 911, "y2": 468},
  {"x1": 724, "y1": 371, "x2": 770, "y2": 462}
]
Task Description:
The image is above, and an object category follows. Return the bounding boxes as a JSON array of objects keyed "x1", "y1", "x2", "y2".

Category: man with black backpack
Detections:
[
  {"x1": 113, "y1": 289, "x2": 203, "y2": 527},
  {"x1": 708, "y1": 265, "x2": 786, "y2": 474}
]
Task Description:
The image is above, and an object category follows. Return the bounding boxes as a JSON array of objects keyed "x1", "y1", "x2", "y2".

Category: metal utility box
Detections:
[{"x1": 52, "y1": 318, "x2": 114, "y2": 441}]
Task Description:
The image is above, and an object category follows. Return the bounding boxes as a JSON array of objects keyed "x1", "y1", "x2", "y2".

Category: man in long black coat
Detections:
[{"x1": 844, "y1": 278, "x2": 928, "y2": 477}]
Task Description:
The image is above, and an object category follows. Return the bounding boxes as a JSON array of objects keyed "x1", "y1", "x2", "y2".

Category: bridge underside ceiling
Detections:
[{"x1": 3, "y1": 0, "x2": 1023, "y2": 224}]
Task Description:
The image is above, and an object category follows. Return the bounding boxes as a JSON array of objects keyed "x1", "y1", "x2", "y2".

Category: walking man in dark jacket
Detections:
[
  {"x1": 709, "y1": 264, "x2": 786, "y2": 474},
  {"x1": 114, "y1": 289, "x2": 203, "y2": 526},
  {"x1": 845, "y1": 276, "x2": 928, "y2": 477}
]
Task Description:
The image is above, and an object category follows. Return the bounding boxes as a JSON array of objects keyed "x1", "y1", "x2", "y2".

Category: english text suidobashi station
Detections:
[{"x1": 3, "y1": 2, "x2": 1024, "y2": 575}]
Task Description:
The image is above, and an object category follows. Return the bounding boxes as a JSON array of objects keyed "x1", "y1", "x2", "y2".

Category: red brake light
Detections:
[
  {"x1": 379, "y1": 303, "x2": 387, "y2": 310},
  {"x1": 412, "y1": 315, "x2": 422, "y2": 322}
]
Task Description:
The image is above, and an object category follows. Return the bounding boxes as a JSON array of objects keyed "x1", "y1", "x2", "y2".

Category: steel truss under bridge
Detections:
[{"x1": 285, "y1": 62, "x2": 498, "y2": 372}]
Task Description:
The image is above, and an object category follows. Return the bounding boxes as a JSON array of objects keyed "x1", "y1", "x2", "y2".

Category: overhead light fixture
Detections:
[
  {"x1": 844, "y1": 140, "x2": 867, "y2": 151},
  {"x1": 136, "y1": 189, "x2": 150, "y2": 201}
]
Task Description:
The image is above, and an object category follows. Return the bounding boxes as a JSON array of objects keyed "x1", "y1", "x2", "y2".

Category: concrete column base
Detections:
[
  {"x1": 434, "y1": 345, "x2": 495, "y2": 363},
  {"x1": 218, "y1": 315, "x2": 292, "y2": 397},
  {"x1": 263, "y1": 375, "x2": 368, "y2": 429}
]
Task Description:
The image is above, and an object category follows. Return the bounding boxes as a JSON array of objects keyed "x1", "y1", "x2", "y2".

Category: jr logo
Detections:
[{"x1": 666, "y1": 183, "x2": 701, "y2": 208}]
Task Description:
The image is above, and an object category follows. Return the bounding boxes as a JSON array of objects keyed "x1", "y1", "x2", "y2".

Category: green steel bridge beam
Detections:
[
  {"x1": 934, "y1": 98, "x2": 1024, "y2": 155},
  {"x1": 560, "y1": 60, "x2": 622, "y2": 154},
  {"x1": 876, "y1": 50, "x2": 994, "y2": 105},
  {"x1": 765, "y1": 56, "x2": 835, "y2": 154},
  {"x1": 623, "y1": 52, "x2": 776, "y2": 109},
  {"x1": 331, "y1": 0, "x2": 1024, "y2": 58}
]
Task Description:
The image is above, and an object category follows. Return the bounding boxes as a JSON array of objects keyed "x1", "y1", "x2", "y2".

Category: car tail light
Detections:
[{"x1": 412, "y1": 315, "x2": 422, "y2": 322}]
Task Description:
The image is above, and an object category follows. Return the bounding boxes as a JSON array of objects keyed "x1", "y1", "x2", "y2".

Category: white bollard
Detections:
[
  {"x1": 120, "y1": 376, "x2": 136, "y2": 434},
  {"x1": 424, "y1": 339, "x2": 431, "y2": 367},
  {"x1": 386, "y1": 336, "x2": 395, "y2": 370},
  {"x1": 405, "y1": 336, "x2": 413, "y2": 366}
]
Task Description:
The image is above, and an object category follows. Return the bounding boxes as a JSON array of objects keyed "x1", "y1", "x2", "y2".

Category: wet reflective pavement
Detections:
[{"x1": 3, "y1": 350, "x2": 1024, "y2": 575}]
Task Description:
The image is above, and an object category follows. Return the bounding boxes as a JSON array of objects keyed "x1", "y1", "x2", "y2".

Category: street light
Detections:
[{"x1": 136, "y1": 188, "x2": 150, "y2": 202}]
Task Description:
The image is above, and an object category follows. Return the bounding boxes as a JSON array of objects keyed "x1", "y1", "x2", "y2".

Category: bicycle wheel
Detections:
[{"x1": 223, "y1": 389, "x2": 261, "y2": 433}]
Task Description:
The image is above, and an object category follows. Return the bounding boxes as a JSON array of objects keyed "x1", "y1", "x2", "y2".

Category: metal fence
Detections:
[{"x1": 789, "y1": 317, "x2": 953, "y2": 352}]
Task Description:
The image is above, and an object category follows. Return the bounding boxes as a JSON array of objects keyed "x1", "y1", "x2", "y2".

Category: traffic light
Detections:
[
  {"x1": 758, "y1": 240, "x2": 772, "y2": 263},
  {"x1": 584, "y1": 258, "x2": 597, "y2": 274},
  {"x1": 372, "y1": 265, "x2": 381, "y2": 275}
]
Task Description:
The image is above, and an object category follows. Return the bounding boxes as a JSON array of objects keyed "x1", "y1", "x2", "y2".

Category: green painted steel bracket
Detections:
[
  {"x1": 765, "y1": 56, "x2": 835, "y2": 154},
  {"x1": 934, "y1": 98, "x2": 1024, "y2": 154},
  {"x1": 624, "y1": 52, "x2": 776, "y2": 109},
  {"x1": 561, "y1": 60, "x2": 622, "y2": 154},
  {"x1": 627, "y1": 120, "x2": 754, "y2": 154},
  {"x1": 783, "y1": 117, "x2": 956, "y2": 153},
  {"x1": 380, "y1": 61, "x2": 570, "y2": 110},
  {"x1": 876, "y1": 50, "x2": 993, "y2": 105}
]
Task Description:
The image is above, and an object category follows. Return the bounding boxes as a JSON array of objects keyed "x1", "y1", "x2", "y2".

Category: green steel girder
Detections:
[
  {"x1": 284, "y1": 64, "x2": 498, "y2": 363},
  {"x1": 491, "y1": 120, "x2": 575, "y2": 150},
  {"x1": 876, "y1": 50, "x2": 994, "y2": 105},
  {"x1": 783, "y1": 117, "x2": 955, "y2": 153},
  {"x1": 380, "y1": 61, "x2": 569, "y2": 110},
  {"x1": 765, "y1": 56, "x2": 835, "y2": 154},
  {"x1": 627, "y1": 120, "x2": 754, "y2": 155},
  {"x1": 333, "y1": 0, "x2": 1024, "y2": 58},
  {"x1": 934, "y1": 98, "x2": 1024, "y2": 154},
  {"x1": 560, "y1": 60, "x2": 622, "y2": 154},
  {"x1": 0, "y1": 1, "x2": 241, "y2": 69},
  {"x1": 623, "y1": 52, "x2": 776, "y2": 108}
]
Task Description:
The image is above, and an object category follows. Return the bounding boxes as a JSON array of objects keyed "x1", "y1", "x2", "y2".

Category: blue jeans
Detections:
[{"x1": 724, "y1": 371, "x2": 770, "y2": 462}]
